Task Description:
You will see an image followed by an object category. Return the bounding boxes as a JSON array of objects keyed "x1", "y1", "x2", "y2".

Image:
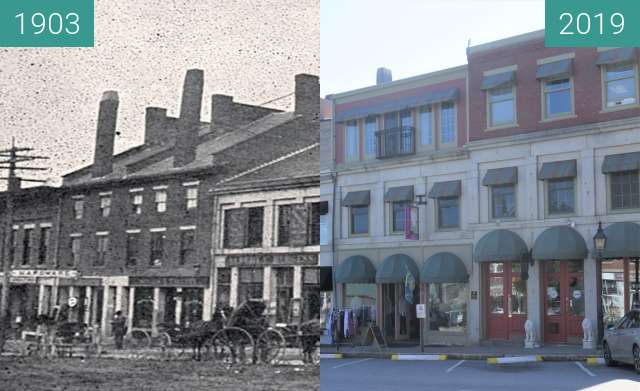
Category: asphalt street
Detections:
[{"x1": 320, "y1": 358, "x2": 640, "y2": 391}]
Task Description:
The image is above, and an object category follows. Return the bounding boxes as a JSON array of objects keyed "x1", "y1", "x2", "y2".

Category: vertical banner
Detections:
[{"x1": 404, "y1": 206, "x2": 419, "y2": 240}]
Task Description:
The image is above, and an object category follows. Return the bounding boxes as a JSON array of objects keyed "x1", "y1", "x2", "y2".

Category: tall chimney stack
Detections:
[
  {"x1": 92, "y1": 91, "x2": 119, "y2": 177},
  {"x1": 145, "y1": 107, "x2": 168, "y2": 145},
  {"x1": 294, "y1": 74, "x2": 320, "y2": 121},
  {"x1": 175, "y1": 69, "x2": 204, "y2": 167}
]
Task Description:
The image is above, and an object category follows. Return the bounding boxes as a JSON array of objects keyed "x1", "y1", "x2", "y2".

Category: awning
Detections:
[
  {"x1": 482, "y1": 167, "x2": 518, "y2": 186},
  {"x1": 428, "y1": 180, "x2": 461, "y2": 199},
  {"x1": 480, "y1": 71, "x2": 515, "y2": 90},
  {"x1": 538, "y1": 160, "x2": 577, "y2": 180},
  {"x1": 602, "y1": 152, "x2": 640, "y2": 173},
  {"x1": 384, "y1": 185, "x2": 414, "y2": 202},
  {"x1": 319, "y1": 201, "x2": 329, "y2": 215},
  {"x1": 334, "y1": 87, "x2": 459, "y2": 122},
  {"x1": 335, "y1": 255, "x2": 376, "y2": 284},
  {"x1": 342, "y1": 190, "x2": 370, "y2": 207},
  {"x1": 601, "y1": 222, "x2": 640, "y2": 259},
  {"x1": 475, "y1": 229, "x2": 529, "y2": 262},
  {"x1": 536, "y1": 59, "x2": 574, "y2": 79},
  {"x1": 320, "y1": 266, "x2": 333, "y2": 291},
  {"x1": 421, "y1": 252, "x2": 469, "y2": 283},
  {"x1": 532, "y1": 226, "x2": 588, "y2": 261},
  {"x1": 376, "y1": 254, "x2": 419, "y2": 283},
  {"x1": 596, "y1": 48, "x2": 637, "y2": 66}
]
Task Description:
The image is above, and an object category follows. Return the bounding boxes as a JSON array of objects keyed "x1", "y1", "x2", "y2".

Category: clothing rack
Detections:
[{"x1": 329, "y1": 308, "x2": 358, "y2": 351}]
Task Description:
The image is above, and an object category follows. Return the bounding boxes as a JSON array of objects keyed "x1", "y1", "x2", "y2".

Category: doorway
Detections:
[
  {"x1": 381, "y1": 283, "x2": 417, "y2": 342},
  {"x1": 485, "y1": 262, "x2": 527, "y2": 341},
  {"x1": 543, "y1": 260, "x2": 585, "y2": 344}
]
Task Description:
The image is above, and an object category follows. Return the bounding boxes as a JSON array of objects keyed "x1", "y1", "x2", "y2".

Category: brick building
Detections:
[{"x1": 327, "y1": 30, "x2": 640, "y2": 348}]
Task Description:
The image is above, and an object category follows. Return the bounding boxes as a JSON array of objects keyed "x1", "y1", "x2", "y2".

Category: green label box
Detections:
[
  {"x1": 546, "y1": 0, "x2": 640, "y2": 47},
  {"x1": 0, "y1": 0, "x2": 94, "y2": 47}
]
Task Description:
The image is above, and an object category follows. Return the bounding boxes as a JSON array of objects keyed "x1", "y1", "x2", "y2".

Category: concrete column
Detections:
[
  {"x1": 230, "y1": 267, "x2": 239, "y2": 308},
  {"x1": 175, "y1": 288, "x2": 183, "y2": 325},
  {"x1": 127, "y1": 287, "x2": 135, "y2": 332},
  {"x1": 37, "y1": 283, "x2": 46, "y2": 315},
  {"x1": 68, "y1": 286, "x2": 78, "y2": 322},
  {"x1": 527, "y1": 261, "x2": 542, "y2": 344},
  {"x1": 469, "y1": 261, "x2": 481, "y2": 344},
  {"x1": 90, "y1": 288, "x2": 99, "y2": 327},
  {"x1": 584, "y1": 256, "x2": 598, "y2": 340},
  {"x1": 263, "y1": 204, "x2": 275, "y2": 247},
  {"x1": 202, "y1": 286, "x2": 212, "y2": 321},
  {"x1": 84, "y1": 286, "x2": 92, "y2": 325},
  {"x1": 51, "y1": 282, "x2": 59, "y2": 312},
  {"x1": 293, "y1": 266, "x2": 302, "y2": 299},
  {"x1": 101, "y1": 286, "x2": 110, "y2": 336},
  {"x1": 152, "y1": 287, "x2": 166, "y2": 337},
  {"x1": 115, "y1": 286, "x2": 124, "y2": 312}
]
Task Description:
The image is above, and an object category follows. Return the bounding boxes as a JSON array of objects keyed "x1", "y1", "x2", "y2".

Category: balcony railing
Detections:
[{"x1": 375, "y1": 126, "x2": 415, "y2": 159}]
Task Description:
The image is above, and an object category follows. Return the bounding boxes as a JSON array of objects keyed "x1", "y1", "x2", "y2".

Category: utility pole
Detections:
[{"x1": 0, "y1": 138, "x2": 48, "y2": 352}]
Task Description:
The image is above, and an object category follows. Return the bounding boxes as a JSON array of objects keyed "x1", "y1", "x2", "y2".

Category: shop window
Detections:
[
  {"x1": 70, "y1": 237, "x2": 81, "y2": 267},
  {"x1": 273, "y1": 267, "x2": 294, "y2": 323},
  {"x1": 364, "y1": 117, "x2": 377, "y2": 159},
  {"x1": 428, "y1": 283, "x2": 468, "y2": 333},
  {"x1": 95, "y1": 235, "x2": 109, "y2": 266},
  {"x1": 349, "y1": 206, "x2": 369, "y2": 235},
  {"x1": 38, "y1": 227, "x2": 50, "y2": 265},
  {"x1": 155, "y1": 190, "x2": 167, "y2": 213},
  {"x1": 344, "y1": 283, "x2": 377, "y2": 339},
  {"x1": 216, "y1": 268, "x2": 231, "y2": 308},
  {"x1": 179, "y1": 230, "x2": 196, "y2": 264},
  {"x1": 131, "y1": 193, "x2": 143, "y2": 215},
  {"x1": 601, "y1": 259, "x2": 640, "y2": 328},
  {"x1": 150, "y1": 232, "x2": 165, "y2": 266},
  {"x1": 345, "y1": 120, "x2": 359, "y2": 162},
  {"x1": 610, "y1": 171, "x2": 640, "y2": 210},
  {"x1": 543, "y1": 78, "x2": 572, "y2": 118},
  {"x1": 126, "y1": 233, "x2": 139, "y2": 267},
  {"x1": 73, "y1": 199, "x2": 84, "y2": 219},
  {"x1": 604, "y1": 62, "x2": 637, "y2": 108},
  {"x1": 302, "y1": 267, "x2": 320, "y2": 321},
  {"x1": 547, "y1": 178, "x2": 575, "y2": 215},
  {"x1": 437, "y1": 197, "x2": 459, "y2": 229},
  {"x1": 223, "y1": 207, "x2": 264, "y2": 248},
  {"x1": 22, "y1": 228, "x2": 33, "y2": 265},
  {"x1": 440, "y1": 101, "x2": 457, "y2": 144},
  {"x1": 491, "y1": 184, "x2": 516, "y2": 219},
  {"x1": 185, "y1": 187, "x2": 198, "y2": 210},
  {"x1": 133, "y1": 287, "x2": 154, "y2": 328},
  {"x1": 100, "y1": 195, "x2": 111, "y2": 217},
  {"x1": 488, "y1": 86, "x2": 515, "y2": 127},
  {"x1": 238, "y1": 268, "x2": 263, "y2": 303},
  {"x1": 181, "y1": 288, "x2": 204, "y2": 326}
]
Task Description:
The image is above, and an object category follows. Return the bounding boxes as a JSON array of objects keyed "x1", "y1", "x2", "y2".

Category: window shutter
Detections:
[{"x1": 289, "y1": 204, "x2": 309, "y2": 247}]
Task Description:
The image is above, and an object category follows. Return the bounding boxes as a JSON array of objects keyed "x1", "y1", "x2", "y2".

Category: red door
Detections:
[
  {"x1": 485, "y1": 262, "x2": 528, "y2": 340},
  {"x1": 543, "y1": 260, "x2": 585, "y2": 344}
]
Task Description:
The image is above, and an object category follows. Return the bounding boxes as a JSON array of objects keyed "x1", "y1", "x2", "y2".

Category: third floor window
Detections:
[
  {"x1": 100, "y1": 195, "x2": 111, "y2": 217},
  {"x1": 22, "y1": 228, "x2": 33, "y2": 265},
  {"x1": 440, "y1": 102, "x2": 456, "y2": 145},
  {"x1": 604, "y1": 62, "x2": 637, "y2": 108},
  {"x1": 186, "y1": 187, "x2": 198, "y2": 210},
  {"x1": 345, "y1": 120, "x2": 359, "y2": 162},
  {"x1": 543, "y1": 78, "x2": 572, "y2": 118},
  {"x1": 364, "y1": 117, "x2": 377, "y2": 159},
  {"x1": 73, "y1": 199, "x2": 84, "y2": 219},
  {"x1": 488, "y1": 86, "x2": 514, "y2": 127},
  {"x1": 131, "y1": 193, "x2": 143, "y2": 215},
  {"x1": 155, "y1": 190, "x2": 167, "y2": 213}
]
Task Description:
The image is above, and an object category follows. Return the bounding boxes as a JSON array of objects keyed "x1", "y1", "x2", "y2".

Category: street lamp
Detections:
[
  {"x1": 593, "y1": 221, "x2": 607, "y2": 345},
  {"x1": 593, "y1": 222, "x2": 607, "y2": 255}
]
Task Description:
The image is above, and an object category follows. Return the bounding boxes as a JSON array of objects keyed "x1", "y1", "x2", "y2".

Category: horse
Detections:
[
  {"x1": 166, "y1": 305, "x2": 232, "y2": 361},
  {"x1": 299, "y1": 319, "x2": 320, "y2": 364}
]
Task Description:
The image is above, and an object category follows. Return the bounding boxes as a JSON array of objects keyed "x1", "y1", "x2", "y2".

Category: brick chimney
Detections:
[
  {"x1": 294, "y1": 74, "x2": 320, "y2": 121},
  {"x1": 145, "y1": 107, "x2": 168, "y2": 145},
  {"x1": 174, "y1": 69, "x2": 204, "y2": 167},
  {"x1": 209, "y1": 94, "x2": 234, "y2": 135},
  {"x1": 92, "y1": 91, "x2": 119, "y2": 177},
  {"x1": 376, "y1": 67, "x2": 392, "y2": 85}
]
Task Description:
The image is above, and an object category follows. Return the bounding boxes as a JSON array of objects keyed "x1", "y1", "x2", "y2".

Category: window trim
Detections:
[
  {"x1": 439, "y1": 101, "x2": 458, "y2": 147},
  {"x1": 486, "y1": 85, "x2": 517, "y2": 130},
  {"x1": 601, "y1": 62, "x2": 640, "y2": 112},
  {"x1": 489, "y1": 184, "x2": 517, "y2": 221},
  {"x1": 436, "y1": 196, "x2": 460, "y2": 231},
  {"x1": 607, "y1": 170, "x2": 640, "y2": 213},
  {"x1": 544, "y1": 177, "x2": 577, "y2": 217},
  {"x1": 344, "y1": 120, "x2": 360, "y2": 162},
  {"x1": 349, "y1": 205, "x2": 369, "y2": 237},
  {"x1": 540, "y1": 76, "x2": 575, "y2": 121}
]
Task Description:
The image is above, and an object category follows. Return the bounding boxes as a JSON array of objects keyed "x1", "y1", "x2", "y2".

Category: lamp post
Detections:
[{"x1": 593, "y1": 221, "x2": 607, "y2": 344}]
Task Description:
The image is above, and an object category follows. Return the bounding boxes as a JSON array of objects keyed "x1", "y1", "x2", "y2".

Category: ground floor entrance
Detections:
[
  {"x1": 543, "y1": 260, "x2": 585, "y2": 344},
  {"x1": 381, "y1": 283, "x2": 418, "y2": 342},
  {"x1": 484, "y1": 262, "x2": 527, "y2": 341}
]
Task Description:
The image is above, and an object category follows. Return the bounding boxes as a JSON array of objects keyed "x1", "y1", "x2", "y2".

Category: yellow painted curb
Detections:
[
  {"x1": 320, "y1": 353, "x2": 343, "y2": 359},
  {"x1": 536, "y1": 355, "x2": 543, "y2": 362},
  {"x1": 487, "y1": 357, "x2": 498, "y2": 364},
  {"x1": 439, "y1": 354, "x2": 447, "y2": 361},
  {"x1": 391, "y1": 354, "x2": 399, "y2": 360},
  {"x1": 586, "y1": 357, "x2": 604, "y2": 365}
]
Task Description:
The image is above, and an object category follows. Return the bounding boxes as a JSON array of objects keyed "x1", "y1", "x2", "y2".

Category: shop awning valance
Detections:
[
  {"x1": 320, "y1": 266, "x2": 333, "y2": 291},
  {"x1": 384, "y1": 185, "x2": 414, "y2": 203},
  {"x1": 428, "y1": 180, "x2": 461, "y2": 199},
  {"x1": 532, "y1": 226, "x2": 588, "y2": 261},
  {"x1": 601, "y1": 222, "x2": 640, "y2": 259},
  {"x1": 536, "y1": 59, "x2": 574, "y2": 79},
  {"x1": 342, "y1": 190, "x2": 370, "y2": 207},
  {"x1": 334, "y1": 88, "x2": 459, "y2": 122},
  {"x1": 475, "y1": 229, "x2": 529, "y2": 262},
  {"x1": 480, "y1": 71, "x2": 516, "y2": 90},
  {"x1": 335, "y1": 255, "x2": 376, "y2": 284},
  {"x1": 376, "y1": 254, "x2": 419, "y2": 284},
  {"x1": 538, "y1": 160, "x2": 577, "y2": 180},
  {"x1": 601, "y1": 152, "x2": 640, "y2": 173},
  {"x1": 595, "y1": 48, "x2": 637, "y2": 66},
  {"x1": 421, "y1": 252, "x2": 469, "y2": 283},
  {"x1": 482, "y1": 167, "x2": 518, "y2": 186}
]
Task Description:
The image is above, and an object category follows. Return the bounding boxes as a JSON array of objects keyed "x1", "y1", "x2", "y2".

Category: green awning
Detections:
[
  {"x1": 335, "y1": 255, "x2": 376, "y2": 284},
  {"x1": 532, "y1": 226, "x2": 588, "y2": 261},
  {"x1": 376, "y1": 254, "x2": 419, "y2": 283},
  {"x1": 428, "y1": 180, "x2": 461, "y2": 199},
  {"x1": 596, "y1": 48, "x2": 637, "y2": 66},
  {"x1": 536, "y1": 59, "x2": 573, "y2": 79},
  {"x1": 602, "y1": 152, "x2": 640, "y2": 173},
  {"x1": 480, "y1": 71, "x2": 516, "y2": 90},
  {"x1": 475, "y1": 229, "x2": 529, "y2": 262},
  {"x1": 342, "y1": 190, "x2": 370, "y2": 207},
  {"x1": 384, "y1": 185, "x2": 414, "y2": 202},
  {"x1": 538, "y1": 160, "x2": 577, "y2": 180},
  {"x1": 482, "y1": 167, "x2": 518, "y2": 186},
  {"x1": 421, "y1": 252, "x2": 469, "y2": 283},
  {"x1": 601, "y1": 222, "x2": 640, "y2": 259}
]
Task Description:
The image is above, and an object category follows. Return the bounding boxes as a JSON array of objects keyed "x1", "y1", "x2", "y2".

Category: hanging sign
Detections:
[{"x1": 404, "y1": 207, "x2": 419, "y2": 240}]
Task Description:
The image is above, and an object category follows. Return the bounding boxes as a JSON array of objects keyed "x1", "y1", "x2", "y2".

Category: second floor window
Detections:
[
  {"x1": 223, "y1": 207, "x2": 264, "y2": 248},
  {"x1": 604, "y1": 62, "x2": 637, "y2": 108},
  {"x1": 180, "y1": 230, "x2": 196, "y2": 264},
  {"x1": 100, "y1": 196, "x2": 111, "y2": 217},
  {"x1": 543, "y1": 78, "x2": 572, "y2": 118},
  {"x1": 491, "y1": 185, "x2": 516, "y2": 219},
  {"x1": 70, "y1": 237, "x2": 81, "y2": 267},
  {"x1": 438, "y1": 197, "x2": 460, "y2": 229},
  {"x1": 488, "y1": 86, "x2": 514, "y2": 127},
  {"x1": 126, "y1": 233, "x2": 139, "y2": 267},
  {"x1": 155, "y1": 190, "x2": 167, "y2": 213},
  {"x1": 9, "y1": 228, "x2": 17, "y2": 264},
  {"x1": 150, "y1": 232, "x2": 165, "y2": 266},
  {"x1": 38, "y1": 227, "x2": 50, "y2": 265},
  {"x1": 345, "y1": 120, "x2": 359, "y2": 161},
  {"x1": 278, "y1": 204, "x2": 309, "y2": 247},
  {"x1": 547, "y1": 178, "x2": 575, "y2": 215},
  {"x1": 131, "y1": 193, "x2": 143, "y2": 215},
  {"x1": 186, "y1": 187, "x2": 198, "y2": 210},
  {"x1": 73, "y1": 199, "x2": 84, "y2": 219},
  {"x1": 22, "y1": 228, "x2": 33, "y2": 265},
  {"x1": 308, "y1": 202, "x2": 321, "y2": 245},
  {"x1": 419, "y1": 106, "x2": 433, "y2": 146},
  {"x1": 95, "y1": 235, "x2": 109, "y2": 266},
  {"x1": 350, "y1": 206, "x2": 369, "y2": 235},
  {"x1": 391, "y1": 202, "x2": 409, "y2": 233},
  {"x1": 440, "y1": 101, "x2": 456, "y2": 144},
  {"x1": 610, "y1": 171, "x2": 640, "y2": 210},
  {"x1": 364, "y1": 117, "x2": 377, "y2": 158}
]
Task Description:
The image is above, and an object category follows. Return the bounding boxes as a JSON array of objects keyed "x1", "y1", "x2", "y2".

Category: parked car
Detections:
[{"x1": 602, "y1": 308, "x2": 640, "y2": 374}]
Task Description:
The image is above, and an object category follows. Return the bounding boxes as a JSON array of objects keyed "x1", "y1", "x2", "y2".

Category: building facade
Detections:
[{"x1": 327, "y1": 30, "x2": 640, "y2": 347}]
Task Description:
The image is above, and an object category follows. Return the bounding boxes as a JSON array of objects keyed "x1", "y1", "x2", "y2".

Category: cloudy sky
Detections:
[
  {"x1": 321, "y1": 0, "x2": 545, "y2": 96},
  {"x1": 0, "y1": 0, "x2": 319, "y2": 187}
]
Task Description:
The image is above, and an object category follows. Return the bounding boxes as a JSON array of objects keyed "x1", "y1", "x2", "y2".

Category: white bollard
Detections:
[
  {"x1": 524, "y1": 319, "x2": 539, "y2": 348},
  {"x1": 582, "y1": 318, "x2": 595, "y2": 349}
]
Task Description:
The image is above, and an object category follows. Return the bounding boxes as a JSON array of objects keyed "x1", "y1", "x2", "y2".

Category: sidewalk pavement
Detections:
[{"x1": 320, "y1": 343, "x2": 602, "y2": 361}]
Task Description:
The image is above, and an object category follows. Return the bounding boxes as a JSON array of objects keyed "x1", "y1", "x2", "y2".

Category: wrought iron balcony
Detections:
[{"x1": 375, "y1": 126, "x2": 415, "y2": 159}]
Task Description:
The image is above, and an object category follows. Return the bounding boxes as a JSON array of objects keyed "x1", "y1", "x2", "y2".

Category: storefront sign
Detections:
[
  {"x1": 9, "y1": 276, "x2": 36, "y2": 284},
  {"x1": 129, "y1": 276, "x2": 208, "y2": 287},
  {"x1": 416, "y1": 304, "x2": 426, "y2": 319},
  {"x1": 1, "y1": 269, "x2": 79, "y2": 279},
  {"x1": 404, "y1": 207, "x2": 419, "y2": 240},
  {"x1": 226, "y1": 253, "x2": 318, "y2": 267}
]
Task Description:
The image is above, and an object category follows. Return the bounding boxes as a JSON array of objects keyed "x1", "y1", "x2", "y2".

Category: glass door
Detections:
[
  {"x1": 485, "y1": 262, "x2": 527, "y2": 340},
  {"x1": 543, "y1": 260, "x2": 584, "y2": 343}
]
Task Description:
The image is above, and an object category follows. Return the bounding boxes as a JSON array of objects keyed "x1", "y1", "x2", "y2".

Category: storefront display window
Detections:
[
  {"x1": 344, "y1": 283, "x2": 376, "y2": 338},
  {"x1": 428, "y1": 283, "x2": 467, "y2": 333},
  {"x1": 601, "y1": 259, "x2": 639, "y2": 328}
]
